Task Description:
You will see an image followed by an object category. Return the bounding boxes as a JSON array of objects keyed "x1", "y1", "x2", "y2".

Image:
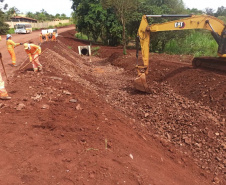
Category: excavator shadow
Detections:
[
  {"x1": 19, "y1": 68, "x2": 34, "y2": 73},
  {"x1": 159, "y1": 64, "x2": 226, "y2": 83},
  {"x1": 123, "y1": 86, "x2": 153, "y2": 95},
  {"x1": 194, "y1": 59, "x2": 226, "y2": 75},
  {"x1": 158, "y1": 66, "x2": 192, "y2": 82},
  {"x1": 197, "y1": 65, "x2": 226, "y2": 76},
  {"x1": 24, "y1": 68, "x2": 34, "y2": 71}
]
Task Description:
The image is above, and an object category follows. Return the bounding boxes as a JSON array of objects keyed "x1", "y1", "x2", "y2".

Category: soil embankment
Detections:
[{"x1": 0, "y1": 27, "x2": 225, "y2": 185}]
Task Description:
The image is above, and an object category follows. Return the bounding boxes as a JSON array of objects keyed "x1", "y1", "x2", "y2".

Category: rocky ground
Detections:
[{"x1": 0, "y1": 28, "x2": 225, "y2": 185}]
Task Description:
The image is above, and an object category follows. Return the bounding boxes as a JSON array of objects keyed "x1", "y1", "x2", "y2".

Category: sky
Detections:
[
  {"x1": 5, "y1": 0, "x2": 73, "y2": 17},
  {"x1": 183, "y1": 0, "x2": 226, "y2": 12},
  {"x1": 3, "y1": 0, "x2": 226, "y2": 17}
]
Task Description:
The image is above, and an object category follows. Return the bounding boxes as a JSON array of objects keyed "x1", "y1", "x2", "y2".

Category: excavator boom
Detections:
[{"x1": 135, "y1": 14, "x2": 226, "y2": 92}]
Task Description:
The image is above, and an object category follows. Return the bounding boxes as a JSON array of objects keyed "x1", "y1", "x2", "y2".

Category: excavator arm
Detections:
[{"x1": 135, "y1": 14, "x2": 226, "y2": 92}]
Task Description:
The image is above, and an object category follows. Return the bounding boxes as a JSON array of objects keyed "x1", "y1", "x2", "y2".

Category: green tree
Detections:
[
  {"x1": 0, "y1": 0, "x2": 8, "y2": 10},
  {"x1": 0, "y1": 10, "x2": 9, "y2": 34},
  {"x1": 127, "y1": 0, "x2": 187, "y2": 52},
  {"x1": 186, "y1": 8, "x2": 203, "y2": 15},
  {"x1": 60, "y1": 13, "x2": 67, "y2": 20},
  {"x1": 26, "y1": 12, "x2": 35, "y2": 19},
  {"x1": 101, "y1": 0, "x2": 139, "y2": 54},
  {"x1": 72, "y1": 0, "x2": 189, "y2": 52},
  {"x1": 104, "y1": 8, "x2": 122, "y2": 46},
  {"x1": 71, "y1": 0, "x2": 82, "y2": 11},
  {"x1": 0, "y1": 0, "x2": 9, "y2": 34},
  {"x1": 215, "y1": 6, "x2": 226, "y2": 17},
  {"x1": 205, "y1": 8, "x2": 215, "y2": 16},
  {"x1": 55, "y1": 13, "x2": 60, "y2": 19},
  {"x1": 5, "y1": 7, "x2": 20, "y2": 21},
  {"x1": 76, "y1": 0, "x2": 106, "y2": 41},
  {"x1": 74, "y1": 0, "x2": 122, "y2": 44}
]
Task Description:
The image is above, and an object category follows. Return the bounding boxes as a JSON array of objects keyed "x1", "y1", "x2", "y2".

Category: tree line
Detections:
[
  {"x1": 0, "y1": 0, "x2": 70, "y2": 34},
  {"x1": 71, "y1": 0, "x2": 226, "y2": 54},
  {"x1": 4, "y1": 7, "x2": 69, "y2": 22}
]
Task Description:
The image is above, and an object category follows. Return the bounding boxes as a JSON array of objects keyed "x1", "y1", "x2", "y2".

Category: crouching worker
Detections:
[
  {"x1": 24, "y1": 43, "x2": 42, "y2": 72},
  {"x1": 0, "y1": 73, "x2": 11, "y2": 100},
  {"x1": 52, "y1": 32, "x2": 56, "y2": 41}
]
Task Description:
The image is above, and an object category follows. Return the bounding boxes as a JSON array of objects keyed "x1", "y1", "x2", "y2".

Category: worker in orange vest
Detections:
[
  {"x1": 0, "y1": 73, "x2": 11, "y2": 100},
  {"x1": 52, "y1": 32, "x2": 56, "y2": 41},
  {"x1": 23, "y1": 43, "x2": 42, "y2": 72},
  {"x1": 45, "y1": 32, "x2": 49, "y2": 41},
  {"x1": 40, "y1": 32, "x2": 43, "y2": 43},
  {"x1": 0, "y1": 74, "x2": 11, "y2": 100},
  {"x1": 6, "y1": 34, "x2": 23, "y2": 66},
  {"x1": 0, "y1": 36, "x2": 11, "y2": 100}
]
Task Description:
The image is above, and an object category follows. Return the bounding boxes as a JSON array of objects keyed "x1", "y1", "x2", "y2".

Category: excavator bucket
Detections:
[{"x1": 134, "y1": 73, "x2": 150, "y2": 93}]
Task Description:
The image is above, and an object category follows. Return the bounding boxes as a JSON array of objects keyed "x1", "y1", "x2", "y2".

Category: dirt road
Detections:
[
  {"x1": 0, "y1": 27, "x2": 225, "y2": 185},
  {"x1": 0, "y1": 26, "x2": 74, "y2": 77}
]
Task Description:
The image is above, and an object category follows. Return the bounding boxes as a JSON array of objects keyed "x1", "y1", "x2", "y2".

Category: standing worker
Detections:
[
  {"x1": 45, "y1": 31, "x2": 49, "y2": 41},
  {"x1": 0, "y1": 72, "x2": 11, "y2": 100},
  {"x1": 0, "y1": 36, "x2": 11, "y2": 100},
  {"x1": 23, "y1": 43, "x2": 42, "y2": 72},
  {"x1": 39, "y1": 32, "x2": 43, "y2": 43},
  {"x1": 6, "y1": 34, "x2": 22, "y2": 66},
  {"x1": 52, "y1": 32, "x2": 57, "y2": 41}
]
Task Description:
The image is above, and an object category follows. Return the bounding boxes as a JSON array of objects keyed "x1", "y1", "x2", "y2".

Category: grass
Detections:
[
  {"x1": 67, "y1": 46, "x2": 72, "y2": 49},
  {"x1": 32, "y1": 28, "x2": 40, "y2": 31},
  {"x1": 164, "y1": 30, "x2": 218, "y2": 57},
  {"x1": 75, "y1": 32, "x2": 89, "y2": 40},
  {"x1": 91, "y1": 46, "x2": 100, "y2": 56},
  {"x1": 55, "y1": 22, "x2": 73, "y2": 28},
  {"x1": 7, "y1": 28, "x2": 15, "y2": 34}
]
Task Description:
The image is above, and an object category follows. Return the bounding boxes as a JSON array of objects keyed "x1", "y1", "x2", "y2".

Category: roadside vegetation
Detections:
[
  {"x1": 72, "y1": 0, "x2": 226, "y2": 57},
  {"x1": 164, "y1": 31, "x2": 218, "y2": 57}
]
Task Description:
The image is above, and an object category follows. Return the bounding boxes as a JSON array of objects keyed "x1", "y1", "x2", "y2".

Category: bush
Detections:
[
  {"x1": 7, "y1": 28, "x2": 14, "y2": 34},
  {"x1": 55, "y1": 22, "x2": 73, "y2": 28},
  {"x1": 91, "y1": 46, "x2": 100, "y2": 56},
  {"x1": 75, "y1": 32, "x2": 88, "y2": 40},
  {"x1": 32, "y1": 28, "x2": 40, "y2": 31},
  {"x1": 164, "y1": 30, "x2": 218, "y2": 57}
]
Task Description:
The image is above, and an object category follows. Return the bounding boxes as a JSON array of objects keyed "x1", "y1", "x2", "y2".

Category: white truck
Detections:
[{"x1": 14, "y1": 23, "x2": 32, "y2": 34}]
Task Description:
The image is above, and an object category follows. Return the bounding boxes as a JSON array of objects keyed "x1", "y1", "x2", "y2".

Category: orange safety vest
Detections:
[
  {"x1": 6, "y1": 39, "x2": 20, "y2": 50},
  {"x1": 25, "y1": 44, "x2": 41, "y2": 61}
]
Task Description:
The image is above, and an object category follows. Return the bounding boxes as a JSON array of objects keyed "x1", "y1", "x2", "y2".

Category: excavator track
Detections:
[{"x1": 192, "y1": 57, "x2": 226, "y2": 72}]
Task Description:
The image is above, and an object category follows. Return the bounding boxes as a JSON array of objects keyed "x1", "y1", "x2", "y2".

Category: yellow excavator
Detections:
[{"x1": 135, "y1": 14, "x2": 226, "y2": 92}]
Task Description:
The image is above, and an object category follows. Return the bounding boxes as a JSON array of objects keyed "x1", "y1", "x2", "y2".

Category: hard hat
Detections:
[
  {"x1": 24, "y1": 43, "x2": 29, "y2": 49},
  {"x1": 6, "y1": 34, "x2": 11, "y2": 39}
]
